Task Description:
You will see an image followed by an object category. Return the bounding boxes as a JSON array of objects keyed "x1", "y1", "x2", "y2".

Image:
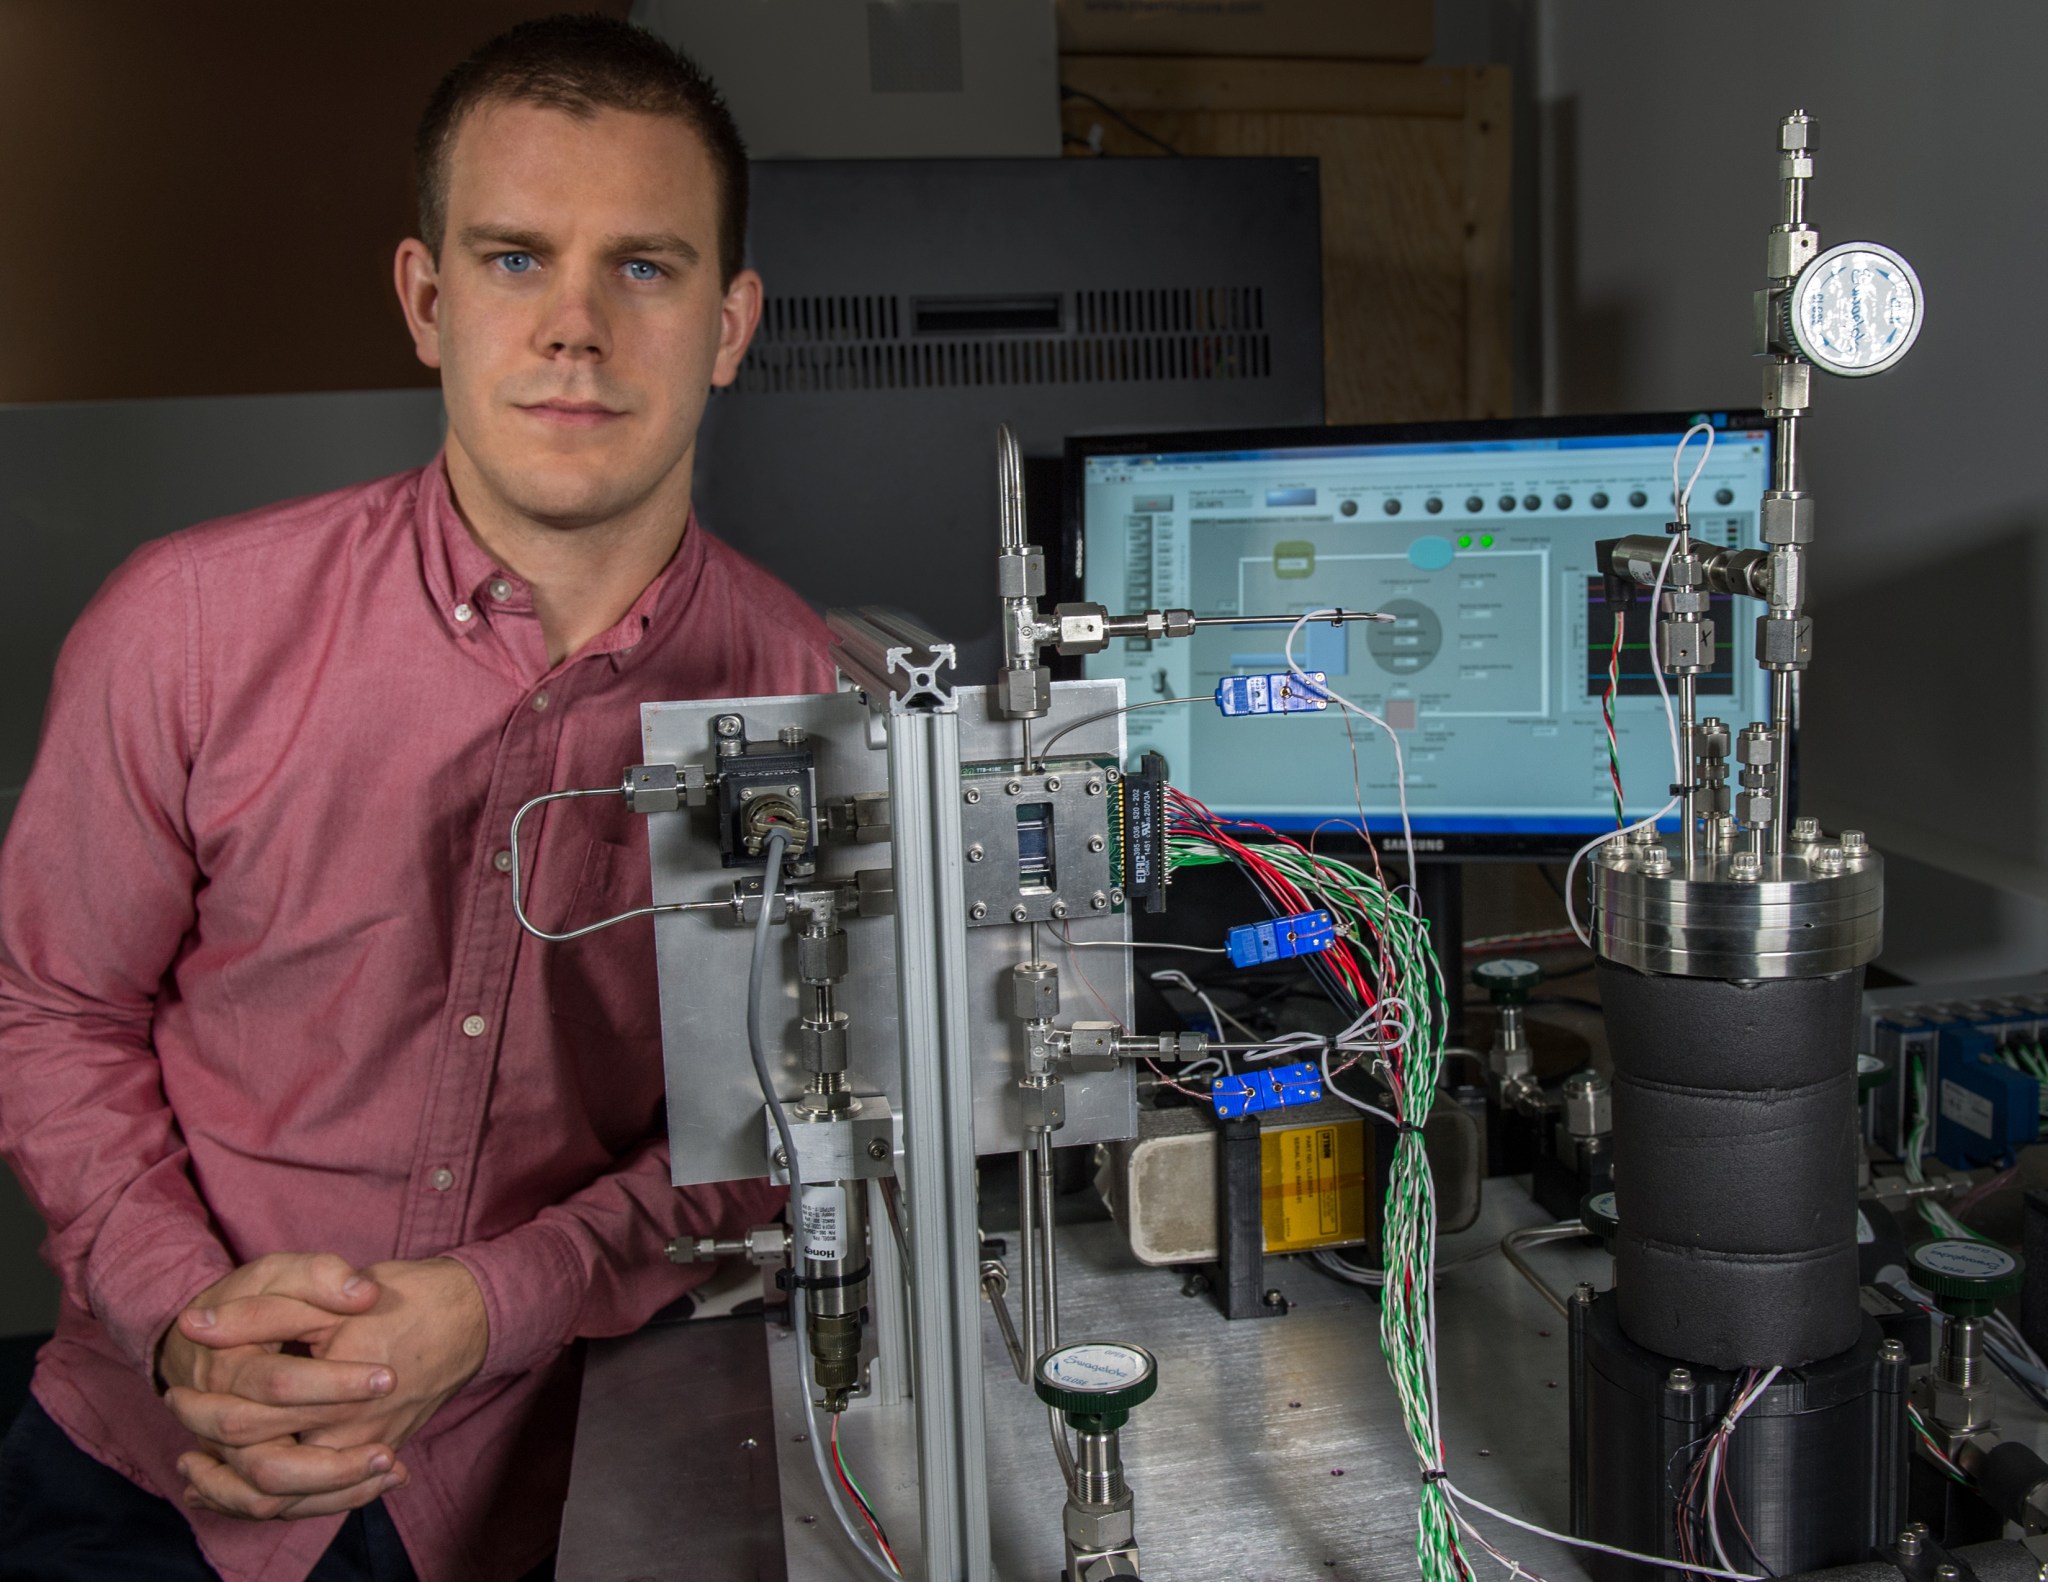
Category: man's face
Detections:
[{"x1": 396, "y1": 101, "x2": 758, "y2": 531}]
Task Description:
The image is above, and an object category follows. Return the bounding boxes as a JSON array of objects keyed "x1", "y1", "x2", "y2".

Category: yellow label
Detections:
[{"x1": 1259, "y1": 1117, "x2": 1370, "y2": 1253}]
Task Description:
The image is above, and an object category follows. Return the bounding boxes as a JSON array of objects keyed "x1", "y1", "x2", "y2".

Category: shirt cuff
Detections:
[
  {"x1": 444, "y1": 1219, "x2": 589, "y2": 1382},
  {"x1": 84, "y1": 1210, "x2": 235, "y2": 1382}
]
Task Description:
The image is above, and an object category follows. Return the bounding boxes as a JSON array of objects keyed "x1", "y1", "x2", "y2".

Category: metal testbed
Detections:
[{"x1": 1592, "y1": 829, "x2": 1883, "y2": 978}]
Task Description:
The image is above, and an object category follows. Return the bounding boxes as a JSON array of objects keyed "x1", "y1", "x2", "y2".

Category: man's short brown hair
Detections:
[{"x1": 416, "y1": 13, "x2": 749, "y2": 285}]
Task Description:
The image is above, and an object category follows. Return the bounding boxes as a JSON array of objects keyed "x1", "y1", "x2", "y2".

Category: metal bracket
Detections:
[
  {"x1": 765, "y1": 1096, "x2": 898, "y2": 1185},
  {"x1": 828, "y1": 607, "x2": 958, "y2": 716}
]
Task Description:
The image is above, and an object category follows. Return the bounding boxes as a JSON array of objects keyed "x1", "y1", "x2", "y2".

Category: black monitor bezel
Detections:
[{"x1": 1060, "y1": 408, "x2": 1776, "y2": 863}]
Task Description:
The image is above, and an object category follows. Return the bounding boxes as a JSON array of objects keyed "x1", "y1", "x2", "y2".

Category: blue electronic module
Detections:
[
  {"x1": 1214, "y1": 671, "x2": 1330, "y2": 717},
  {"x1": 1226, "y1": 910, "x2": 1339, "y2": 969},
  {"x1": 1211, "y1": 1061, "x2": 1325, "y2": 1118}
]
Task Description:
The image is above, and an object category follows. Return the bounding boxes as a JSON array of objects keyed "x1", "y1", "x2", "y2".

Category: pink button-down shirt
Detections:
[{"x1": 0, "y1": 459, "x2": 835, "y2": 1581}]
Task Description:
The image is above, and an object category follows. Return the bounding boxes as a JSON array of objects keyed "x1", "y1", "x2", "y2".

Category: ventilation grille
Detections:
[{"x1": 734, "y1": 286, "x2": 1271, "y2": 394}]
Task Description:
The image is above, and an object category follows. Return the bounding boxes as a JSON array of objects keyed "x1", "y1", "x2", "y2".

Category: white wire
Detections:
[
  {"x1": 1283, "y1": 611, "x2": 1417, "y2": 891},
  {"x1": 1561, "y1": 798, "x2": 1679, "y2": 948},
  {"x1": 1055, "y1": 936, "x2": 1229, "y2": 956},
  {"x1": 1443, "y1": 1481, "x2": 1763, "y2": 1582},
  {"x1": 1673, "y1": 421, "x2": 1717, "y2": 517},
  {"x1": 1703, "y1": 1365, "x2": 1779, "y2": 1572},
  {"x1": 1560, "y1": 426, "x2": 1715, "y2": 949}
]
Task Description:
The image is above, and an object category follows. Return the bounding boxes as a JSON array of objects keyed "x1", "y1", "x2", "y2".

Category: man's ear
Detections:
[
  {"x1": 394, "y1": 238, "x2": 444, "y2": 370},
  {"x1": 710, "y1": 267, "x2": 764, "y2": 389}
]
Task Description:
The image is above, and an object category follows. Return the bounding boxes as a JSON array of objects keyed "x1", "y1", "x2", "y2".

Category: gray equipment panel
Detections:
[{"x1": 648, "y1": 681, "x2": 1137, "y2": 1187}]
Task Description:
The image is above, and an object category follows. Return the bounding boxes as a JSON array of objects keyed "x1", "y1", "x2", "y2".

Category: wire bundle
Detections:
[
  {"x1": 1673, "y1": 1367, "x2": 1779, "y2": 1574},
  {"x1": 1161, "y1": 791, "x2": 1467, "y2": 1581},
  {"x1": 830, "y1": 1412, "x2": 902, "y2": 1575},
  {"x1": 1603, "y1": 609, "x2": 1627, "y2": 827}
]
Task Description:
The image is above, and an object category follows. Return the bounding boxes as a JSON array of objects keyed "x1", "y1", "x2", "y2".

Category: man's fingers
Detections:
[
  {"x1": 164, "y1": 1383, "x2": 390, "y2": 1449},
  {"x1": 239, "y1": 1252, "x2": 380, "y2": 1313},
  {"x1": 180, "y1": 1293, "x2": 371, "y2": 1351},
  {"x1": 178, "y1": 1444, "x2": 406, "y2": 1520}
]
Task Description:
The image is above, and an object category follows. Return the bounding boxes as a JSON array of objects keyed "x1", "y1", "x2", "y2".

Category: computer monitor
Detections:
[{"x1": 1067, "y1": 412, "x2": 1775, "y2": 860}]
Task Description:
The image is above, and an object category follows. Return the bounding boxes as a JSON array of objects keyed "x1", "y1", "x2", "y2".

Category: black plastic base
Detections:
[{"x1": 1570, "y1": 1290, "x2": 1907, "y2": 1582}]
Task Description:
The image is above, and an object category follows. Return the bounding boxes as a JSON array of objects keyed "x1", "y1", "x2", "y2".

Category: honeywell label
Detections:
[
  {"x1": 799, "y1": 1185, "x2": 848, "y2": 1262},
  {"x1": 1940, "y1": 1078, "x2": 1995, "y2": 1140}
]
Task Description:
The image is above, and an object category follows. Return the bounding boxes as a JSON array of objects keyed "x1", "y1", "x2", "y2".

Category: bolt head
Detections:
[
  {"x1": 740, "y1": 786, "x2": 756, "y2": 801},
  {"x1": 1005, "y1": 778, "x2": 1023, "y2": 796},
  {"x1": 1090, "y1": 892, "x2": 1109, "y2": 911},
  {"x1": 1105, "y1": 768, "x2": 1121, "y2": 784},
  {"x1": 966, "y1": 843, "x2": 985, "y2": 863},
  {"x1": 1791, "y1": 815, "x2": 1821, "y2": 840},
  {"x1": 1639, "y1": 847, "x2": 1671, "y2": 875},
  {"x1": 715, "y1": 715, "x2": 744, "y2": 737},
  {"x1": 1088, "y1": 835, "x2": 1106, "y2": 853},
  {"x1": 1880, "y1": 1338, "x2": 1907, "y2": 1362},
  {"x1": 867, "y1": 1138, "x2": 890, "y2": 1160},
  {"x1": 1814, "y1": 845, "x2": 1846, "y2": 874},
  {"x1": 964, "y1": 786, "x2": 982, "y2": 804},
  {"x1": 1051, "y1": 901, "x2": 1069, "y2": 919},
  {"x1": 970, "y1": 902, "x2": 988, "y2": 920},
  {"x1": 1087, "y1": 779, "x2": 1104, "y2": 796},
  {"x1": 1046, "y1": 775, "x2": 1063, "y2": 792},
  {"x1": 1841, "y1": 828, "x2": 1869, "y2": 854},
  {"x1": 1108, "y1": 888, "x2": 1125, "y2": 907},
  {"x1": 1730, "y1": 851, "x2": 1761, "y2": 879},
  {"x1": 1666, "y1": 1367, "x2": 1694, "y2": 1390},
  {"x1": 1011, "y1": 905, "x2": 1029, "y2": 922}
]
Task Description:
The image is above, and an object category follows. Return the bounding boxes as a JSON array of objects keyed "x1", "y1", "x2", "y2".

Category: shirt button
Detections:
[
  {"x1": 488, "y1": 578, "x2": 513, "y2": 601},
  {"x1": 461, "y1": 1013, "x2": 487, "y2": 1037},
  {"x1": 431, "y1": 1168, "x2": 456, "y2": 1192},
  {"x1": 531, "y1": 691, "x2": 550, "y2": 711},
  {"x1": 453, "y1": 603, "x2": 473, "y2": 623},
  {"x1": 493, "y1": 850, "x2": 513, "y2": 873}
]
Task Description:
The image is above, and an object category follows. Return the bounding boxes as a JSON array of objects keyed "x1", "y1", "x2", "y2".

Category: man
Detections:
[{"x1": 0, "y1": 15, "x2": 832, "y2": 1581}]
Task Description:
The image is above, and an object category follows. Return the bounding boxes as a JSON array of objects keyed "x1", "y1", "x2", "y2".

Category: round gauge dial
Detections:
[
  {"x1": 1787, "y1": 242, "x2": 1924, "y2": 377},
  {"x1": 1033, "y1": 1341, "x2": 1159, "y2": 1421}
]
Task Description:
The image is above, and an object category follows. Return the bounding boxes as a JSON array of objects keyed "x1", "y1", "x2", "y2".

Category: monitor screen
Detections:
[{"x1": 1068, "y1": 413, "x2": 1775, "y2": 859}]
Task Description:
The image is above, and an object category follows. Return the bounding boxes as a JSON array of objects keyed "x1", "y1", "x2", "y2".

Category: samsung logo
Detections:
[{"x1": 1385, "y1": 837, "x2": 1446, "y2": 852}]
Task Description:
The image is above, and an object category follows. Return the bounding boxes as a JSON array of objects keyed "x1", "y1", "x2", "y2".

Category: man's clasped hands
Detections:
[{"x1": 155, "y1": 1253, "x2": 489, "y2": 1521}]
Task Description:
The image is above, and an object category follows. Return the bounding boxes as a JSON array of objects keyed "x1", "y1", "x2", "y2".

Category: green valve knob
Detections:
[
  {"x1": 1909, "y1": 1238, "x2": 2025, "y2": 1318},
  {"x1": 1034, "y1": 1341, "x2": 1158, "y2": 1433},
  {"x1": 1473, "y1": 957, "x2": 1543, "y2": 1006},
  {"x1": 1857, "y1": 1053, "x2": 1892, "y2": 1097},
  {"x1": 1579, "y1": 1190, "x2": 1620, "y2": 1252}
]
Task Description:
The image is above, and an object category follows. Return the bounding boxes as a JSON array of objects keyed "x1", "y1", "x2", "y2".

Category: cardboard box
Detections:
[{"x1": 1055, "y1": 0, "x2": 1432, "y2": 61}]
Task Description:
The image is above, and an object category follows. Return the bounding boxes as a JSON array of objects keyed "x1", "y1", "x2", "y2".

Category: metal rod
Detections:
[
  {"x1": 1016, "y1": 1147, "x2": 1038, "y2": 1368},
  {"x1": 980, "y1": 1260, "x2": 1028, "y2": 1383},
  {"x1": 1184, "y1": 610, "x2": 1394, "y2": 628},
  {"x1": 1034, "y1": 1129, "x2": 1077, "y2": 1486},
  {"x1": 1035, "y1": 1131, "x2": 1060, "y2": 1346},
  {"x1": 1500, "y1": 1222, "x2": 1588, "y2": 1317}
]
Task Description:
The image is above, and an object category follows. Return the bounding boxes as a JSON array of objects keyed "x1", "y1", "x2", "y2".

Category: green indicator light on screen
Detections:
[
  {"x1": 1457, "y1": 535, "x2": 1472, "y2": 548},
  {"x1": 1481, "y1": 534, "x2": 1495, "y2": 547}
]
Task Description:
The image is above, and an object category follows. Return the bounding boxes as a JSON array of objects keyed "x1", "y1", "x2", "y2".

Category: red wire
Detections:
[{"x1": 830, "y1": 1413, "x2": 901, "y2": 1573}]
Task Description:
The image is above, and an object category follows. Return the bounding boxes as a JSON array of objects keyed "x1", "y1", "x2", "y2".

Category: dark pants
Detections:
[{"x1": 0, "y1": 1397, "x2": 553, "y2": 1582}]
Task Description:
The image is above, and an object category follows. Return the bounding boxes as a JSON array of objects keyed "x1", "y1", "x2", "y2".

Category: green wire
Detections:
[{"x1": 1170, "y1": 828, "x2": 1464, "y2": 1579}]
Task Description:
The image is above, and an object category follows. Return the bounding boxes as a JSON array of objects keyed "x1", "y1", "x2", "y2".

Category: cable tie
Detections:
[{"x1": 1421, "y1": 1467, "x2": 1447, "y2": 1483}]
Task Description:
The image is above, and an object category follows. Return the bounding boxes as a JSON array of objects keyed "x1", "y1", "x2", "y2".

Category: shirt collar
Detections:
[{"x1": 417, "y1": 450, "x2": 704, "y2": 665}]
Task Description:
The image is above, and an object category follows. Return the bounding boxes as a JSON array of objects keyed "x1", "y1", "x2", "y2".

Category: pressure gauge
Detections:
[
  {"x1": 1034, "y1": 1340, "x2": 1158, "y2": 1429},
  {"x1": 1786, "y1": 242, "x2": 1924, "y2": 377}
]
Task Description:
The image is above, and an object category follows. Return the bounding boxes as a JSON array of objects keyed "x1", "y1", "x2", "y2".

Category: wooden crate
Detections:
[{"x1": 1060, "y1": 57, "x2": 1513, "y2": 425}]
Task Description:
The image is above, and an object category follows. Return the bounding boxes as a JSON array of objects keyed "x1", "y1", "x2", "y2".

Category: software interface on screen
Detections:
[{"x1": 1078, "y1": 424, "x2": 1774, "y2": 835}]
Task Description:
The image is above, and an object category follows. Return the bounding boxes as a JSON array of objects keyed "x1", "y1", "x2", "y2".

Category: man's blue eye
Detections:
[
  {"x1": 497, "y1": 253, "x2": 534, "y2": 274},
  {"x1": 624, "y1": 261, "x2": 662, "y2": 281}
]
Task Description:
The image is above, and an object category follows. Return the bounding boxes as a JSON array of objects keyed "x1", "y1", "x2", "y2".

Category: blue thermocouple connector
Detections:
[
  {"x1": 1226, "y1": 909, "x2": 1338, "y2": 968},
  {"x1": 1211, "y1": 1061, "x2": 1324, "y2": 1118},
  {"x1": 1214, "y1": 672, "x2": 1330, "y2": 717}
]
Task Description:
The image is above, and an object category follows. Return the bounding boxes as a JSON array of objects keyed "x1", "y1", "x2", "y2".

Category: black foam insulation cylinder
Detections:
[{"x1": 1599, "y1": 962, "x2": 1865, "y2": 1369}]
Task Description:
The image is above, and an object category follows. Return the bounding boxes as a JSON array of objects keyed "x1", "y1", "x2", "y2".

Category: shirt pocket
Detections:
[{"x1": 546, "y1": 838, "x2": 664, "y2": 1047}]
